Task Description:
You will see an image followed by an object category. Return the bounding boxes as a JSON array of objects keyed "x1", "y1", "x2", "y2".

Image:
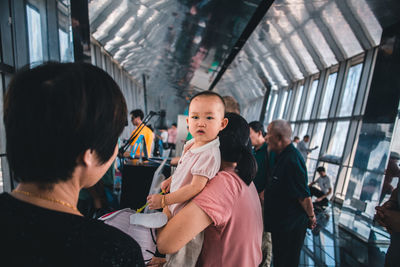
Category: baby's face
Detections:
[{"x1": 187, "y1": 95, "x2": 227, "y2": 146}]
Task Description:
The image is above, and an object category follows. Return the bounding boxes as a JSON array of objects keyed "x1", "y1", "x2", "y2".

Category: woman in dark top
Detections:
[{"x1": 0, "y1": 62, "x2": 144, "y2": 266}]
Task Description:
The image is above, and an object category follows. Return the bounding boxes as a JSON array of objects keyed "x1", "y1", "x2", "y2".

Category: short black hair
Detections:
[
  {"x1": 219, "y1": 113, "x2": 257, "y2": 185},
  {"x1": 172, "y1": 123, "x2": 177, "y2": 127},
  {"x1": 293, "y1": 136, "x2": 300, "y2": 141},
  {"x1": 304, "y1": 135, "x2": 310, "y2": 139},
  {"x1": 189, "y1": 91, "x2": 226, "y2": 114},
  {"x1": 4, "y1": 62, "x2": 127, "y2": 187},
  {"x1": 249, "y1": 121, "x2": 266, "y2": 137},
  {"x1": 316, "y1": 166, "x2": 326, "y2": 173},
  {"x1": 130, "y1": 109, "x2": 144, "y2": 120}
]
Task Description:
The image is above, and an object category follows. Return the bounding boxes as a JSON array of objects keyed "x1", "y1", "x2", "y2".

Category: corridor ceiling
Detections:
[{"x1": 89, "y1": 0, "x2": 400, "y2": 109}]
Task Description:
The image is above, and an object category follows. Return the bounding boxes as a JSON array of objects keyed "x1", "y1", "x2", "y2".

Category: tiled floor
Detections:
[{"x1": 298, "y1": 204, "x2": 389, "y2": 267}]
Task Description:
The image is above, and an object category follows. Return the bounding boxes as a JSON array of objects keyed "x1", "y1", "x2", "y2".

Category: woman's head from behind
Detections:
[
  {"x1": 187, "y1": 91, "x2": 227, "y2": 145},
  {"x1": 219, "y1": 113, "x2": 257, "y2": 185},
  {"x1": 4, "y1": 62, "x2": 127, "y2": 189}
]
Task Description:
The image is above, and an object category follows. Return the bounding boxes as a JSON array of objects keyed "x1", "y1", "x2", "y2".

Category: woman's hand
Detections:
[
  {"x1": 161, "y1": 177, "x2": 172, "y2": 193},
  {"x1": 147, "y1": 194, "x2": 162, "y2": 210},
  {"x1": 375, "y1": 206, "x2": 400, "y2": 233}
]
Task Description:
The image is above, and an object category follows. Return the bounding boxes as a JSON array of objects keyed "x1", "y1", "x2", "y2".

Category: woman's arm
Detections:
[{"x1": 157, "y1": 201, "x2": 212, "y2": 254}]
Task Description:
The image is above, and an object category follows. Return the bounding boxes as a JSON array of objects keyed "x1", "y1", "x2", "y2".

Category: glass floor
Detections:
[{"x1": 298, "y1": 204, "x2": 389, "y2": 267}]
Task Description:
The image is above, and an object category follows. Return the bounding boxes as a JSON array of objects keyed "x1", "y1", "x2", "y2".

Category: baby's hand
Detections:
[
  {"x1": 147, "y1": 194, "x2": 162, "y2": 210},
  {"x1": 161, "y1": 177, "x2": 172, "y2": 193}
]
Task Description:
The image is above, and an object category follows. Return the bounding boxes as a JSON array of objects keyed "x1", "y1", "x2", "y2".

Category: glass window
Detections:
[
  {"x1": 291, "y1": 85, "x2": 304, "y2": 121},
  {"x1": 320, "y1": 72, "x2": 337, "y2": 118},
  {"x1": 307, "y1": 159, "x2": 318, "y2": 183},
  {"x1": 277, "y1": 90, "x2": 288, "y2": 119},
  {"x1": 26, "y1": 4, "x2": 43, "y2": 63},
  {"x1": 310, "y1": 122, "x2": 326, "y2": 159},
  {"x1": 298, "y1": 123, "x2": 309, "y2": 140},
  {"x1": 266, "y1": 92, "x2": 278, "y2": 123},
  {"x1": 303, "y1": 79, "x2": 319, "y2": 120},
  {"x1": 339, "y1": 64, "x2": 363, "y2": 117},
  {"x1": 327, "y1": 121, "x2": 350, "y2": 158},
  {"x1": 283, "y1": 89, "x2": 293, "y2": 119},
  {"x1": 57, "y1": 0, "x2": 74, "y2": 62}
]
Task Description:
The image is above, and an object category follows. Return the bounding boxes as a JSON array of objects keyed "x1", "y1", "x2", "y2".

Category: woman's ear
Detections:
[
  {"x1": 220, "y1": 117, "x2": 228, "y2": 130},
  {"x1": 82, "y1": 149, "x2": 97, "y2": 167}
]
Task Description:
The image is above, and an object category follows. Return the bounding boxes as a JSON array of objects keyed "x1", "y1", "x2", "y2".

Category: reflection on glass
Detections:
[
  {"x1": 310, "y1": 122, "x2": 326, "y2": 159},
  {"x1": 320, "y1": 72, "x2": 337, "y2": 118},
  {"x1": 321, "y1": 233, "x2": 336, "y2": 265},
  {"x1": 26, "y1": 4, "x2": 43, "y2": 63},
  {"x1": 307, "y1": 159, "x2": 317, "y2": 183},
  {"x1": 339, "y1": 64, "x2": 363, "y2": 116},
  {"x1": 303, "y1": 79, "x2": 319, "y2": 120},
  {"x1": 277, "y1": 90, "x2": 288, "y2": 119},
  {"x1": 291, "y1": 85, "x2": 304, "y2": 121},
  {"x1": 327, "y1": 121, "x2": 350, "y2": 158}
]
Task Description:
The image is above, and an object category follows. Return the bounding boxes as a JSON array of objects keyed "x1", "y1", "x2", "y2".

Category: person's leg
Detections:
[
  {"x1": 309, "y1": 186, "x2": 324, "y2": 198},
  {"x1": 286, "y1": 226, "x2": 307, "y2": 267},
  {"x1": 271, "y1": 230, "x2": 290, "y2": 267}
]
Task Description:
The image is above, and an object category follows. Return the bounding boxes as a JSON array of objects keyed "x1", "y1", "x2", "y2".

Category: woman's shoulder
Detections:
[{"x1": 208, "y1": 170, "x2": 244, "y2": 193}]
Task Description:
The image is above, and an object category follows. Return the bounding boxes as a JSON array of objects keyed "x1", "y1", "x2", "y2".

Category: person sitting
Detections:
[
  {"x1": 155, "y1": 113, "x2": 263, "y2": 267},
  {"x1": 0, "y1": 62, "x2": 144, "y2": 266},
  {"x1": 309, "y1": 166, "x2": 332, "y2": 210}
]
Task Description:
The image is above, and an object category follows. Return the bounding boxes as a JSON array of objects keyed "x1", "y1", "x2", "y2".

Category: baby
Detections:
[{"x1": 147, "y1": 91, "x2": 227, "y2": 266}]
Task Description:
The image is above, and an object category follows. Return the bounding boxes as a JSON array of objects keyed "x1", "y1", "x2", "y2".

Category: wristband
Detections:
[{"x1": 308, "y1": 214, "x2": 315, "y2": 218}]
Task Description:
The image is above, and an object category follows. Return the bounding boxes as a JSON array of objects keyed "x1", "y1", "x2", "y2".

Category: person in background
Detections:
[
  {"x1": 292, "y1": 136, "x2": 300, "y2": 148},
  {"x1": 309, "y1": 166, "x2": 332, "y2": 210},
  {"x1": 297, "y1": 135, "x2": 318, "y2": 162},
  {"x1": 264, "y1": 120, "x2": 316, "y2": 267},
  {"x1": 0, "y1": 62, "x2": 144, "y2": 266},
  {"x1": 375, "y1": 186, "x2": 400, "y2": 267},
  {"x1": 249, "y1": 121, "x2": 274, "y2": 267},
  {"x1": 167, "y1": 123, "x2": 177, "y2": 150},
  {"x1": 124, "y1": 109, "x2": 154, "y2": 158},
  {"x1": 222, "y1": 95, "x2": 240, "y2": 114}
]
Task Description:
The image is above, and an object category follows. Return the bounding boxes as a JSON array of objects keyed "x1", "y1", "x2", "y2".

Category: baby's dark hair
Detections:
[
  {"x1": 218, "y1": 113, "x2": 257, "y2": 185},
  {"x1": 189, "y1": 91, "x2": 226, "y2": 114}
]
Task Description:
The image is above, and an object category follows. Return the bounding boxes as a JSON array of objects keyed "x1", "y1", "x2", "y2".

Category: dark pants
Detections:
[
  {"x1": 271, "y1": 226, "x2": 307, "y2": 267},
  {"x1": 309, "y1": 186, "x2": 329, "y2": 208}
]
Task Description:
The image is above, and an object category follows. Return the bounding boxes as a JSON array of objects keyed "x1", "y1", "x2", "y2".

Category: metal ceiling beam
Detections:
[
  {"x1": 255, "y1": 26, "x2": 294, "y2": 83},
  {"x1": 270, "y1": 20, "x2": 309, "y2": 77},
  {"x1": 335, "y1": 0, "x2": 374, "y2": 50},
  {"x1": 97, "y1": 12, "x2": 133, "y2": 44},
  {"x1": 304, "y1": 1, "x2": 346, "y2": 62},
  {"x1": 283, "y1": 7, "x2": 325, "y2": 71},
  {"x1": 208, "y1": 0, "x2": 275, "y2": 91},
  {"x1": 90, "y1": 0, "x2": 124, "y2": 31}
]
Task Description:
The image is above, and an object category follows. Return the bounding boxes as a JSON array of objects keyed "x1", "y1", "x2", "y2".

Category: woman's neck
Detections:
[
  {"x1": 221, "y1": 161, "x2": 237, "y2": 170},
  {"x1": 11, "y1": 181, "x2": 82, "y2": 216}
]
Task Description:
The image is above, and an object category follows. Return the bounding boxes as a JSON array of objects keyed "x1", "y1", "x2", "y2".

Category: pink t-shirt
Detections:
[
  {"x1": 169, "y1": 138, "x2": 220, "y2": 215},
  {"x1": 192, "y1": 168, "x2": 263, "y2": 267}
]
